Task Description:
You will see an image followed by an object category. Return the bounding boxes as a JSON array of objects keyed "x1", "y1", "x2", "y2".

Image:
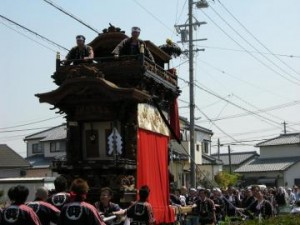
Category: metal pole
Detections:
[
  {"x1": 283, "y1": 121, "x2": 287, "y2": 134},
  {"x1": 189, "y1": 0, "x2": 196, "y2": 188},
  {"x1": 217, "y1": 138, "x2": 220, "y2": 159},
  {"x1": 228, "y1": 145, "x2": 232, "y2": 174}
]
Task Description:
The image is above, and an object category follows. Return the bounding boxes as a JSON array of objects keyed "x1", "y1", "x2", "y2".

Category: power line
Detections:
[
  {"x1": 214, "y1": 127, "x2": 280, "y2": 139},
  {"x1": 200, "y1": 10, "x2": 300, "y2": 86},
  {"x1": 178, "y1": 76, "x2": 300, "y2": 125},
  {"x1": 0, "y1": 127, "x2": 53, "y2": 134},
  {"x1": 199, "y1": 99, "x2": 300, "y2": 123},
  {"x1": 0, "y1": 14, "x2": 68, "y2": 51},
  {"x1": 217, "y1": 0, "x2": 300, "y2": 76},
  {"x1": 42, "y1": 0, "x2": 100, "y2": 34},
  {"x1": 0, "y1": 116, "x2": 63, "y2": 130},
  {"x1": 197, "y1": 59, "x2": 290, "y2": 100},
  {"x1": 196, "y1": 106, "x2": 239, "y2": 142},
  {"x1": 208, "y1": 5, "x2": 300, "y2": 83},
  {"x1": 0, "y1": 21, "x2": 58, "y2": 54},
  {"x1": 232, "y1": 94, "x2": 296, "y2": 130},
  {"x1": 197, "y1": 45, "x2": 300, "y2": 59},
  {"x1": 212, "y1": 133, "x2": 281, "y2": 146},
  {"x1": 132, "y1": 0, "x2": 175, "y2": 34},
  {"x1": 194, "y1": 83, "x2": 284, "y2": 129}
]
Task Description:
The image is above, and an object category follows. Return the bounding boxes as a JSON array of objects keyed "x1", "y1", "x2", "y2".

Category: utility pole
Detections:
[
  {"x1": 283, "y1": 121, "x2": 287, "y2": 134},
  {"x1": 188, "y1": 0, "x2": 196, "y2": 189},
  {"x1": 217, "y1": 138, "x2": 220, "y2": 159},
  {"x1": 228, "y1": 145, "x2": 232, "y2": 174},
  {"x1": 175, "y1": 0, "x2": 208, "y2": 188}
]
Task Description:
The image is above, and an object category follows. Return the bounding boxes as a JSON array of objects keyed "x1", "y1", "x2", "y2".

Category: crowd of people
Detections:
[
  {"x1": 1, "y1": 176, "x2": 300, "y2": 225},
  {"x1": 0, "y1": 176, "x2": 155, "y2": 225},
  {"x1": 170, "y1": 185, "x2": 300, "y2": 225}
]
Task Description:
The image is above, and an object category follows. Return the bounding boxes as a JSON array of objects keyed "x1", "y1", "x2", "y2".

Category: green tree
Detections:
[{"x1": 214, "y1": 171, "x2": 240, "y2": 188}]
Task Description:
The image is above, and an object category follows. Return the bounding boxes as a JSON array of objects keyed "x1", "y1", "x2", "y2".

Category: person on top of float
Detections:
[
  {"x1": 65, "y1": 35, "x2": 94, "y2": 65},
  {"x1": 112, "y1": 27, "x2": 155, "y2": 62}
]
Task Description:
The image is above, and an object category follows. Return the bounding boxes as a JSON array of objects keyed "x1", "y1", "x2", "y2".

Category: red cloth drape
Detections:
[
  {"x1": 170, "y1": 97, "x2": 180, "y2": 141},
  {"x1": 137, "y1": 129, "x2": 175, "y2": 224}
]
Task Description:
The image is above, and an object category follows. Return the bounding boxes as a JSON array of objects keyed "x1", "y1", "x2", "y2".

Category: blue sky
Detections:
[{"x1": 1, "y1": 0, "x2": 300, "y2": 157}]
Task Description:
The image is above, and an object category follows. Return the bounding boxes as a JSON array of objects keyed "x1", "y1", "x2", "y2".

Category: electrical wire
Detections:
[
  {"x1": 208, "y1": 5, "x2": 300, "y2": 83},
  {"x1": 197, "y1": 59, "x2": 291, "y2": 100},
  {"x1": 194, "y1": 83, "x2": 283, "y2": 129},
  {"x1": 232, "y1": 94, "x2": 295, "y2": 129},
  {"x1": 217, "y1": 0, "x2": 300, "y2": 76},
  {"x1": 200, "y1": 10, "x2": 300, "y2": 86},
  {"x1": 197, "y1": 45, "x2": 300, "y2": 59},
  {"x1": 0, "y1": 21, "x2": 58, "y2": 54},
  {"x1": 0, "y1": 127, "x2": 53, "y2": 134},
  {"x1": 200, "y1": 100, "x2": 300, "y2": 123},
  {"x1": 0, "y1": 116, "x2": 63, "y2": 130},
  {"x1": 0, "y1": 14, "x2": 68, "y2": 51},
  {"x1": 42, "y1": 0, "x2": 100, "y2": 34},
  {"x1": 132, "y1": 0, "x2": 175, "y2": 34}
]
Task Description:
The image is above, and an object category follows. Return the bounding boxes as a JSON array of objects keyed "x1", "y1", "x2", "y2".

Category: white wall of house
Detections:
[
  {"x1": 260, "y1": 144, "x2": 300, "y2": 159},
  {"x1": 284, "y1": 162, "x2": 300, "y2": 187},
  {"x1": 26, "y1": 140, "x2": 66, "y2": 158},
  {"x1": 43, "y1": 141, "x2": 66, "y2": 158},
  {"x1": 27, "y1": 139, "x2": 44, "y2": 157}
]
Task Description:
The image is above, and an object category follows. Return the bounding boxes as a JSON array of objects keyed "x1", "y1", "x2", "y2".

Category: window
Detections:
[
  {"x1": 202, "y1": 140, "x2": 209, "y2": 154},
  {"x1": 32, "y1": 143, "x2": 43, "y2": 154},
  {"x1": 50, "y1": 141, "x2": 66, "y2": 152},
  {"x1": 196, "y1": 144, "x2": 200, "y2": 152}
]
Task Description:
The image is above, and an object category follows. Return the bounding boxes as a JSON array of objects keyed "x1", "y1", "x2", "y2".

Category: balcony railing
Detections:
[{"x1": 55, "y1": 54, "x2": 178, "y2": 86}]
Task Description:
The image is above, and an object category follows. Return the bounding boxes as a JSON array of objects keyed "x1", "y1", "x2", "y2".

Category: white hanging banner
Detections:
[{"x1": 107, "y1": 127, "x2": 123, "y2": 155}]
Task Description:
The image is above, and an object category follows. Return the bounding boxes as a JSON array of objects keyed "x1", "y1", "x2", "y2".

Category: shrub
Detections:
[{"x1": 219, "y1": 215, "x2": 300, "y2": 225}]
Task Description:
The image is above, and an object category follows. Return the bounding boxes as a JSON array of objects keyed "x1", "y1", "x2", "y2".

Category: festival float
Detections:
[{"x1": 35, "y1": 24, "x2": 187, "y2": 224}]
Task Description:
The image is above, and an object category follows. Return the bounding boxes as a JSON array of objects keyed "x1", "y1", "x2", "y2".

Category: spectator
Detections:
[
  {"x1": 48, "y1": 176, "x2": 70, "y2": 210},
  {"x1": 1, "y1": 185, "x2": 41, "y2": 225},
  {"x1": 27, "y1": 187, "x2": 60, "y2": 225},
  {"x1": 58, "y1": 178, "x2": 105, "y2": 225}
]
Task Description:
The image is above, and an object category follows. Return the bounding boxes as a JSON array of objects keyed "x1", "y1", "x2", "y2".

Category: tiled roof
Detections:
[
  {"x1": 235, "y1": 156, "x2": 300, "y2": 173},
  {"x1": 25, "y1": 154, "x2": 56, "y2": 168},
  {"x1": 202, "y1": 154, "x2": 223, "y2": 165},
  {"x1": 0, "y1": 144, "x2": 30, "y2": 168},
  {"x1": 211, "y1": 151, "x2": 259, "y2": 166},
  {"x1": 24, "y1": 124, "x2": 66, "y2": 141},
  {"x1": 256, "y1": 133, "x2": 300, "y2": 147}
]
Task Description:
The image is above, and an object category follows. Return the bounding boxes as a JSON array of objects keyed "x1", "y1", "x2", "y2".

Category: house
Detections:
[
  {"x1": 169, "y1": 117, "x2": 221, "y2": 188},
  {"x1": 211, "y1": 151, "x2": 259, "y2": 173},
  {"x1": 235, "y1": 133, "x2": 300, "y2": 187},
  {"x1": 0, "y1": 144, "x2": 30, "y2": 178},
  {"x1": 24, "y1": 124, "x2": 67, "y2": 177}
]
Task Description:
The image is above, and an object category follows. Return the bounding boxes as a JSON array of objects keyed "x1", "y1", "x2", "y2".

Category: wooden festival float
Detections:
[{"x1": 35, "y1": 25, "x2": 187, "y2": 223}]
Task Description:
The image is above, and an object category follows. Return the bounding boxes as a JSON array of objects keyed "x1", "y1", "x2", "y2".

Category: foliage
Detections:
[
  {"x1": 214, "y1": 171, "x2": 240, "y2": 188},
  {"x1": 218, "y1": 215, "x2": 300, "y2": 225}
]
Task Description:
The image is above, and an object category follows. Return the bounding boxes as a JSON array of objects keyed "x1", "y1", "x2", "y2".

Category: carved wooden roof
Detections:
[{"x1": 36, "y1": 77, "x2": 151, "y2": 106}]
